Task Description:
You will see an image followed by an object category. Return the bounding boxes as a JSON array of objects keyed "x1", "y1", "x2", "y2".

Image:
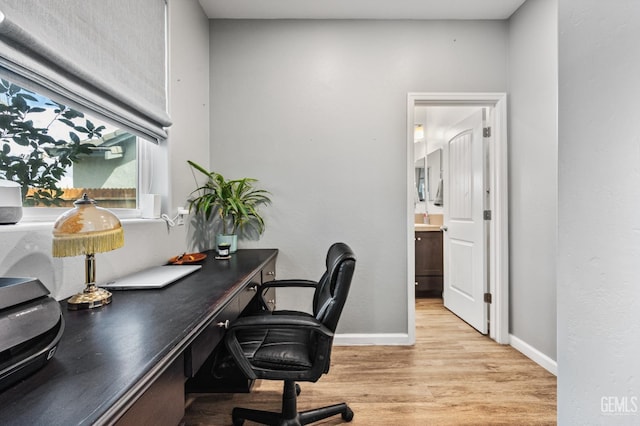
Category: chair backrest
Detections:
[{"x1": 312, "y1": 242, "x2": 356, "y2": 332}]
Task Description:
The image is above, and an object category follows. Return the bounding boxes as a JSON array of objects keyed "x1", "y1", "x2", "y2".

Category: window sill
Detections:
[
  {"x1": 0, "y1": 217, "x2": 165, "y2": 233},
  {"x1": 18, "y1": 207, "x2": 145, "y2": 223}
]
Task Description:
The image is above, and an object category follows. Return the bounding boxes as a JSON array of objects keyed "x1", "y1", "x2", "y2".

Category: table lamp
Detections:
[{"x1": 52, "y1": 194, "x2": 124, "y2": 310}]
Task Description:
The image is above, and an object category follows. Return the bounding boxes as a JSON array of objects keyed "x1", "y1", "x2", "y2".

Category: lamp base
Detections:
[{"x1": 67, "y1": 284, "x2": 112, "y2": 310}]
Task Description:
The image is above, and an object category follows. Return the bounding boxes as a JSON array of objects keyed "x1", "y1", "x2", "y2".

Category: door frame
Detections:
[{"x1": 406, "y1": 92, "x2": 509, "y2": 344}]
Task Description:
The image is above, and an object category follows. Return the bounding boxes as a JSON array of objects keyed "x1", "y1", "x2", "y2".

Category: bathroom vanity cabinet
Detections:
[{"x1": 415, "y1": 230, "x2": 443, "y2": 296}]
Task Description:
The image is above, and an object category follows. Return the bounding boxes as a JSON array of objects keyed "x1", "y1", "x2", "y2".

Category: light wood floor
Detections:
[{"x1": 183, "y1": 298, "x2": 557, "y2": 425}]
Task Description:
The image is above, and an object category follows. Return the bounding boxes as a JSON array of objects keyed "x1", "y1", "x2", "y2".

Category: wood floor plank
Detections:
[{"x1": 183, "y1": 298, "x2": 556, "y2": 425}]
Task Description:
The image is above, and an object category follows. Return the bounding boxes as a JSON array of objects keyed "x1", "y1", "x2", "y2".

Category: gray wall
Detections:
[
  {"x1": 559, "y1": 0, "x2": 640, "y2": 422},
  {"x1": 208, "y1": 19, "x2": 508, "y2": 335},
  {"x1": 167, "y1": 0, "x2": 210, "y2": 215},
  {"x1": 508, "y1": 0, "x2": 558, "y2": 361}
]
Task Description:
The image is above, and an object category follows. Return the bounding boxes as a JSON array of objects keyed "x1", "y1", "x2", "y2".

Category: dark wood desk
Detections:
[{"x1": 0, "y1": 249, "x2": 278, "y2": 426}]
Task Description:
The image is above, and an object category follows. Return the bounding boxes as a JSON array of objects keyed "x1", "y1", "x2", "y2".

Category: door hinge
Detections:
[
  {"x1": 483, "y1": 210, "x2": 492, "y2": 220},
  {"x1": 483, "y1": 126, "x2": 492, "y2": 138},
  {"x1": 484, "y1": 293, "x2": 492, "y2": 304}
]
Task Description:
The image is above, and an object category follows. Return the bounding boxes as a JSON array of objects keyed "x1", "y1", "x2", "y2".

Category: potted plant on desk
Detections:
[{"x1": 187, "y1": 160, "x2": 271, "y2": 253}]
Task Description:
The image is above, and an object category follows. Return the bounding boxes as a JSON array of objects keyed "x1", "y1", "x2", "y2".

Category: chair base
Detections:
[{"x1": 232, "y1": 380, "x2": 354, "y2": 426}]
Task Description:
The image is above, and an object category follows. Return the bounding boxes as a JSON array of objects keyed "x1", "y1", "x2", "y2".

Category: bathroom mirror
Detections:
[
  {"x1": 415, "y1": 157, "x2": 426, "y2": 202},
  {"x1": 427, "y1": 149, "x2": 442, "y2": 202}
]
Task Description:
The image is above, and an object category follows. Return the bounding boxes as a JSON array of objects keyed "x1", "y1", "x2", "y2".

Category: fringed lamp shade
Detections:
[{"x1": 52, "y1": 194, "x2": 124, "y2": 310}]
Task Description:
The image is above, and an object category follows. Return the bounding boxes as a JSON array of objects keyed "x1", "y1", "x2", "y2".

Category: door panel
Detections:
[
  {"x1": 449, "y1": 239, "x2": 474, "y2": 298},
  {"x1": 449, "y1": 131, "x2": 473, "y2": 220},
  {"x1": 443, "y1": 109, "x2": 487, "y2": 334}
]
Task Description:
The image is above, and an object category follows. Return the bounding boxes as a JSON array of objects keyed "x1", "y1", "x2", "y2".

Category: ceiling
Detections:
[
  {"x1": 415, "y1": 106, "x2": 480, "y2": 149},
  {"x1": 198, "y1": 0, "x2": 527, "y2": 20}
]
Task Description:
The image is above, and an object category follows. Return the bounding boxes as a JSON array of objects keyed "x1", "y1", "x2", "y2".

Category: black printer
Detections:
[{"x1": 0, "y1": 277, "x2": 64, "y2": 391}]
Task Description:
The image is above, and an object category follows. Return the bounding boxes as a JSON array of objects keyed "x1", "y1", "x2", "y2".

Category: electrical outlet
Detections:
[
  {"x1": 175, "y1": 206, "x2": 189, "y2": 226},
  {"x1": 162, "y1": 207, "x2": 190, "y2": 227}
]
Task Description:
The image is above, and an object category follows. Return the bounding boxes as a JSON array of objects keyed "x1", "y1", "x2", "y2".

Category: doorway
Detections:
[{"x1": 406, "y1": 93, "x2": 509, "y2": 345}]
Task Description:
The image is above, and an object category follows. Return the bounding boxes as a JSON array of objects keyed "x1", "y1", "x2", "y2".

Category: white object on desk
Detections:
[{"x1": 101, "y1": 264, "x2": 202, "y2": 290}]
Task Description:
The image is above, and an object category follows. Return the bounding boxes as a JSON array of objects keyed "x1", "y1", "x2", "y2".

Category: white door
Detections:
[{"x1": 442, "y1": 109, "x2": 488, "y2": 334}]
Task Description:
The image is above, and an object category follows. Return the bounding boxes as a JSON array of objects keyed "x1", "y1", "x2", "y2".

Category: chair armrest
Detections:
[
  {"x1": 261, "y1": 279, "x2": 318, "y2": 289},
  {"x1": 257, "y1": 280, "x2": 317, "y2": 310}
]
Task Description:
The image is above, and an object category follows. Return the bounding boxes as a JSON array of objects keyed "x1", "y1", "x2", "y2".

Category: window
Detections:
[{"x1": 0, "y1": 76, "x2": 150, "y2": 215}]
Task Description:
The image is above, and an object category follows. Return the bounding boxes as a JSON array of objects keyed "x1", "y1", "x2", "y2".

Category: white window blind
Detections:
[{"x1": 0, "y1": 0, "x2": 171, "y2": 141}]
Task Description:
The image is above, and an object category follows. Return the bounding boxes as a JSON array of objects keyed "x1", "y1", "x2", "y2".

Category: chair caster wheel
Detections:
[
  {"x1": 295, "y1": 383, "x2": 301, "y2": 396},
  {"x1": 342, "y1": 407, "x2": 354, "y2": 422}
]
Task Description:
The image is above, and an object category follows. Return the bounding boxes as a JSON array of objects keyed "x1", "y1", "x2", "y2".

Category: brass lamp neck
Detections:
[{"x1": 85, "y1": 253, "x2": 96, "y2": 285}]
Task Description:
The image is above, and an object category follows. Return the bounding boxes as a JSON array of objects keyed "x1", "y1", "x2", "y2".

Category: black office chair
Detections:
[{"x1": 224, "y1": 242, "x2": 356, "y2": 426}]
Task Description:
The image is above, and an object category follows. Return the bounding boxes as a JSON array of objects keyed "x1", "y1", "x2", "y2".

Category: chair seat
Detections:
[{"x1": 238, "y1": 327, "x2": 313, "y2": 371}]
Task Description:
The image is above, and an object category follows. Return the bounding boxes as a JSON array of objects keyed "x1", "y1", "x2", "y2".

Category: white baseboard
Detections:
[
  {"x1": 333, "y1": 333, "x2": 411, "y2": 346},
  {"x1": 509, "y1": 334, "x2": 557, "y2": 376}
]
